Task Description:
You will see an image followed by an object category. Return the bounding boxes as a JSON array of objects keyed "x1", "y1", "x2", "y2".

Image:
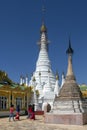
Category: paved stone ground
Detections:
[{"x1": 0, "y1": 115, "x2": 87, "y2": 130}]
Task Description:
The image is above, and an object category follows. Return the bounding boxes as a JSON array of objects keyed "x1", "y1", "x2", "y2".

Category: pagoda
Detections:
[
  {"x1": 44, "y1": 40, "x2": 87, "y2": 125},
  {"x1": 29, "y1": 22, "x2": 57, "y2": 109}
]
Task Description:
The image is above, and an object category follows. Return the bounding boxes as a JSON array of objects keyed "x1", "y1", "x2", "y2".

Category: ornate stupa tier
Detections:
[
  {"x1": 36, "y1": 49, "x2": 51, "y2": 71},
  {"x1": 34, "y1": 71, "x2": 55, "y2": 89}
]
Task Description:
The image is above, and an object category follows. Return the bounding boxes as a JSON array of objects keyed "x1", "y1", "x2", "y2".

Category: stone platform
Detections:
[{"x1": 44, "y1": 113, "x2": 87, "y2": 125}]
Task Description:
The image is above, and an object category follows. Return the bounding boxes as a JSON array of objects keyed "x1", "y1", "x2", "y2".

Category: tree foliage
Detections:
[{"x1": 0, "y1": 70, "x2": 13, "y2": 84}]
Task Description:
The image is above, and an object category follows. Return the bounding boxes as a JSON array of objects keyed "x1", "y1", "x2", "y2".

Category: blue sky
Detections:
[{"x1": 0, "y1": 0, "x2": 87, "y2": 85}]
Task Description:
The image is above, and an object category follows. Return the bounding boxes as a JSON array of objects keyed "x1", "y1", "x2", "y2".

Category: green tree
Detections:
[{"x1": 0, "y1": 70, "x2": 13, "y2": 84}]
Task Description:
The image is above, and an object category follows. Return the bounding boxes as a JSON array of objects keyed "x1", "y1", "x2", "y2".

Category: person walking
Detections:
[
  {"x1": 9, "y1": 104, "x2": 15, "y2": 121},
  {"x1": 15, "y1": 105, "x2": 20, "y2": 120},
  {"x1": 30, "y1": 104, "x2": 35, "y2": 120}
]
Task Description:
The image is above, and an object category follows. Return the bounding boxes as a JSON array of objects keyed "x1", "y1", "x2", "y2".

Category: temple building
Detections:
[{"x1": 0, "y1": 81, "x2": 33, "y2": 117}]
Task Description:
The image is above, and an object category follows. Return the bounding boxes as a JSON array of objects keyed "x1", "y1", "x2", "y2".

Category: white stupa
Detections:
[
  {"x1": 29, "y1": 23, "x2": 57, "y2": 109},
  {"x1": 54, "y1": 72, "x2": 60, "y2": 97}
]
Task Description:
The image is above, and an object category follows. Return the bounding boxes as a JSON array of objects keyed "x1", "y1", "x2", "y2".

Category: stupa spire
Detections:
[
  {"x1": 66, "y1": 38, "x2": 74, "y2": 77},
  {"x1": 38, "y1": 0, "x2": 49, "y2": 51}
]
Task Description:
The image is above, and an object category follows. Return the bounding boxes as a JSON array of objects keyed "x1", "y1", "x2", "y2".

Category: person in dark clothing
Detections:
[
  {"x1": 32, "y1": 104, "x2": 35, "y2": 112},
  {"x1": 16, "y1": 105, "x2": 20, "y2": 113}
]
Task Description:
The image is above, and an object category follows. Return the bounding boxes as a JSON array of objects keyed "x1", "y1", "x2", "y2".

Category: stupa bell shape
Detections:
[{"x1": 29, "y1": 23, "x2": 55, "y2": 98}]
